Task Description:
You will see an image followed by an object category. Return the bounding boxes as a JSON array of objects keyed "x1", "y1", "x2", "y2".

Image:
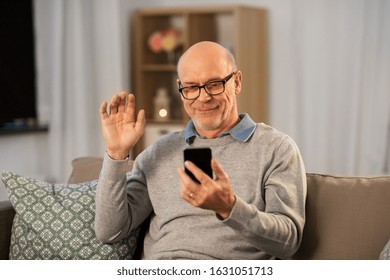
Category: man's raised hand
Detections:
[{"x1": 100, "y1": 92, "x2": 145, "y2": 160}]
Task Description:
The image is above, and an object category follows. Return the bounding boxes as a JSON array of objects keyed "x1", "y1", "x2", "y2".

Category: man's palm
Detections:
[{"x1": 100, "y1": 92, "x2": 145, "y2": 160}]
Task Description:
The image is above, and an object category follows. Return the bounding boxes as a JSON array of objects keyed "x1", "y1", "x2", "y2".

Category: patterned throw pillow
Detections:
[{"x1": 1, "y1": 171, "x2": 139, "y2": 260}]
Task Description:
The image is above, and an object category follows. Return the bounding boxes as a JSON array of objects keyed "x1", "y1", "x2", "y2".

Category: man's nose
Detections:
[{"x1": 197, "y1": 87, "x2": 211, "y2": 102}]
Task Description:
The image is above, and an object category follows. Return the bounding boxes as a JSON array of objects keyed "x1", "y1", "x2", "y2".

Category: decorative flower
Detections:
[
  {"x1": 148, "y1": 28, "x2": 182, "y2": 53},
  {"x1": 148, "y1": 31, "x2": 162, "y2": 53}
]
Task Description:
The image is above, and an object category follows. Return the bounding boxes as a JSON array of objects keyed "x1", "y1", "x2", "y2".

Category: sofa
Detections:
[{"x1": 1, "y1": 157, "x2": 389, "y2": 260}]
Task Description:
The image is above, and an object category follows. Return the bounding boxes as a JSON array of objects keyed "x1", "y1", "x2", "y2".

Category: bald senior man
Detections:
[{"x1": 95, "y1": 41, "x2": 307, "y2": 260}]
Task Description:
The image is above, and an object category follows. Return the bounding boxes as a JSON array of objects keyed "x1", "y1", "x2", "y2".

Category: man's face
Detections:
[
  {"x1": 182, "y1": 71, "x2": 236, "y2": 135},
  {"x1": 177, "y1": 46, "x2": 242, "y2": 137}
]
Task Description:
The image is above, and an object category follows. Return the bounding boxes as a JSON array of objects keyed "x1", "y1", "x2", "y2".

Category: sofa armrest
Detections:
[{"x1": 0, "y1": 200, "x2": 15, "y2": 260}]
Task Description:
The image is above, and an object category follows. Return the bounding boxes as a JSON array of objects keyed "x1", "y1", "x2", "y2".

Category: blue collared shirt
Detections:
[{"x1": 184, "y1": 113, "x2": 257, "y2": 144}]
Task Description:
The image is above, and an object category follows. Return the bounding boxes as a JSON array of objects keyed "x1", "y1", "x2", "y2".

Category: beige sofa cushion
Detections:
[
  {"x1": 68, "y1": 157, "x2": 104, "y2": 184},
  {"x1": 294, "y1": 173, "x2": 390, "y2": 259},
  {"x1": 68, "y1": 157, "x2": 133, "y2": 184}
]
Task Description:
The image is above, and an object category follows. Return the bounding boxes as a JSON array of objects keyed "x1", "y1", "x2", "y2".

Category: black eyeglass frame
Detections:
[{"x1": 178, "y1": 71, "x2": 236, "y2": 100}]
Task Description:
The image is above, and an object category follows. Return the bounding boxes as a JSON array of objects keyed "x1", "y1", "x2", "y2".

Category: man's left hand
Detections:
[{"x1": 178, "y1": 158, "x2": 236, "y2": 219}]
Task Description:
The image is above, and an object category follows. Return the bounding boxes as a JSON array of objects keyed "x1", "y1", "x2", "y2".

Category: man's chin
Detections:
[{"x1": 193, "y1": 119, "x2": 221, "y2": 132}]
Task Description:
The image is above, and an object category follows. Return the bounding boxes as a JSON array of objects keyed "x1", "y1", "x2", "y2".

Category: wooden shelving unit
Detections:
[{"x1": 132, "y1": 6, "x2": 268, "y2": 156}]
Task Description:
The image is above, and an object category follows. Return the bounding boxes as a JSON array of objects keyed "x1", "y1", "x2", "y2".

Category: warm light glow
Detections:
[{"x1": 159, "y1": 109, "x2": 168, "y2": 118}]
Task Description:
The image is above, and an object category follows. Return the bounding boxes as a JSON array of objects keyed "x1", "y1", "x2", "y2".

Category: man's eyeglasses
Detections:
[{"x1": 178, "y1": 72, "x2": 236, "y2": 100}]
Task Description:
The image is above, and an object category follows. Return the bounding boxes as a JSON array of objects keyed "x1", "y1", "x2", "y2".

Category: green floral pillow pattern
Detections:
[{"x1": 1, "y1": 171, "x2": 139, "y2": 260}]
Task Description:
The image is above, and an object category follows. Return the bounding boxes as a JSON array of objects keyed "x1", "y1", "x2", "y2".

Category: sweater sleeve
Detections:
[
  {"x1": 94, "y1": 153, "x2": 152, "y2": 243},
  {"x1": 222, "y1": 136, "x2": 307, "y2": 259}
]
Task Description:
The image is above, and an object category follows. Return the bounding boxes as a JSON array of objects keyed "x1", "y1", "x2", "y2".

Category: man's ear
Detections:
[{"x1": 234, "y1": 71, "x2": 242, "y2": 94}]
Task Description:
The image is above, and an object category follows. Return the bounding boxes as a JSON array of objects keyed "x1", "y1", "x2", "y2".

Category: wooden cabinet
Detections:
[{"x1": 132, "y1": 6, "x2": 268, "y2": 156}]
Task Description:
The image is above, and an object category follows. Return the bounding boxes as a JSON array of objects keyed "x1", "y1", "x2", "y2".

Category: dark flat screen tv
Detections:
[{"x1": 0, "y1": 0, "x2": 37, "y2": 128}]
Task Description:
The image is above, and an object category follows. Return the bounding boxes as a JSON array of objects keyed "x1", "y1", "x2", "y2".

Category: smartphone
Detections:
[{"x1": 183, "y1": 148, "x2": 213, "y2": 184}]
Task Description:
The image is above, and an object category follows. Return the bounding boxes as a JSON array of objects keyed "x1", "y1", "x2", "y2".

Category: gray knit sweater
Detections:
[{"x1": 95, "y1": 122, "x2": 306, "y2": 259}]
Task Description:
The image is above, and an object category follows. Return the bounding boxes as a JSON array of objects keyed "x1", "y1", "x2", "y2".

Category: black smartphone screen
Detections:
[{"x1": 183, "y1": 148, "x2": 213, "y2": 184}]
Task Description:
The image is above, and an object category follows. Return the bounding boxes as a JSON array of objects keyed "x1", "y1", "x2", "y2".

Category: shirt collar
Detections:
[{"x1": 184, "y1": 113, "x2": 257, "y2": 144}]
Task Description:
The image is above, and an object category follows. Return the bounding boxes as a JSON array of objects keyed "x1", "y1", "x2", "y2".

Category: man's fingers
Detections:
[
  {"x1": 117, "y1": 91, "x2": 127, "y2": 113},
  {"x1": 178, "y1": 165, "x2": 196, "y2": 186},
  {"x1": 101, "y1": 92, "x2": 145, "y2": 130},
  {"x1": 177, "y1": 167, "x2": 200, "y2": 202},
  {"x1": 100, "y1": 101, "x2": 108, "y2": 119},
  {"x1": 211, "y1": 158, "x2": 227, "y2": 181},
  {"x1": 109, "y1": 94, "x2": 119, "y2": 114},
  {"x1": 135, "y1": 109, "x2": 146, "y2": 133},
  {"x1": 126, "y1": 93, "x2": 136, "y2": 119},
  {"x1": 184, "y1": 161, "x2": 212, "y2": 186}
]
